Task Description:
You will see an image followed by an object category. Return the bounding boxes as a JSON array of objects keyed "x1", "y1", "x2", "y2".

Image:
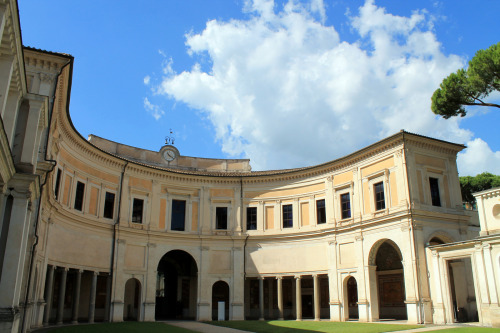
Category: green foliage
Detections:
[
  {"x1": 460, "y1": 172, "x2": 500, "y2": 204},
  {"x1": 432, "y1": 42, "x2": 500, "y2": 118}
]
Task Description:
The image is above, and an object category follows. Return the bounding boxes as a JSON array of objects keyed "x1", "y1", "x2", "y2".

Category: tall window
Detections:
[
  {"x1": 247, "y1": 207, "x2": 257, "y2": 230},
  {"x1": 429, "y1": 177, "x2": 441, "y2": 207},
  {"x1": 132, "y1": 198, "x2": 144, "y2": 223},
  {"x1": 74, "y1": 181, "x2": 85, "y2": 211},
  {"x1": 103, "y1": 192, "x2": 115, "y2": 219},
  {"x1": 216, "y1": 207, "x2": 228, "y2": 229},
  {"x1": 171, "y1": 199, "x2": 186, "y2": 231},
  {"x1": 316, "y1": 199, "x2": 326, "y2": 224},
  {"x1": 282, "y1": 204, "x2": 293, "y2": 228},
  {"x1": 374, "y1": 182, "x2": 385, "y2": 211},
  {"x1": 341, "y1": 193, "x2": 351, "y2": 219},
  {"x1": 54, "y1": 169, "x2": 62, "y2": 200}
]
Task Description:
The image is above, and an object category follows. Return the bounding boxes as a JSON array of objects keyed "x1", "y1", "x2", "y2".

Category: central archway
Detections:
[
  {"x1": 373, "y1": 240, "x2": 407, "y2": 320},
  {"x1": 155, "y1": 250, "x2": 198, "y2": 320}
]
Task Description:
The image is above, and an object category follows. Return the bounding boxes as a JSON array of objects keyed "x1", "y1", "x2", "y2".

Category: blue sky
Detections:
[{"x1": 19, "y1": 0, "x2": 499, "y2": 174}]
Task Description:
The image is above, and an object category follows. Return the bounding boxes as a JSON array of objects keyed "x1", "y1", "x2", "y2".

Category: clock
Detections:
[{"x1": 163, "y1": 148, "x2": 177, "y2": 161}]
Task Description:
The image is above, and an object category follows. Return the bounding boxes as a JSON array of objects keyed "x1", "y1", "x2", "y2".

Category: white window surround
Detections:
[
  {"x1": 366, "y1": 169, "x2": 390, "y2": 215},
  {"x1": 72, "y1": 176, "x2": 87, "y2": 213},
  {"x1": 86, "y1": 183, "x2": 100, "y2": 216},
  {"x1": 166, "y1": 194, "x2": 192, "y2": 232},
  {"x1": 314, "y1": 196, "x2": 326, "y2": 226},
  {"x1": 423, "y1": 169, "x2": 445, "y2": 208},
  {"x1": 130, "y1": 192, "x2": 148, "y2": 225},
  {"x1": 100, "y1": 188, "x2": 117, "y2": 220},
  {"x1": 333, "y1": 181, "x2": 354, "y2": 222},
  {"x1": 211, "y1": 201, "x2": 232, "y2": 232},
  {"x1": 244, "y1": 203, "x2": 259, "y2": 232}
]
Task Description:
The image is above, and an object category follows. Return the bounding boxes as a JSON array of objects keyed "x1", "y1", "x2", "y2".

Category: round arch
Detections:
[
  {"x1": 368, "y1": 238, "x2": 403, "y2": 267},
  {"x1": 343, "y1": 276, "x2": 358, "y2": 320},
  {"x1": 155, "y1": 250, "x2": 198, "y2": 320},
  {"x1": 369, "y1": 239, "x2": 407, "y2": 320},
  {"x1": 427, "y1": 231, "x2": 455, "y2": 245},
  {"x1": 212, "y1": 280, "x2": 230, "y2": 320},
  {"x1": 124, "y1": 278, "x2": 141, "y2": 321}
]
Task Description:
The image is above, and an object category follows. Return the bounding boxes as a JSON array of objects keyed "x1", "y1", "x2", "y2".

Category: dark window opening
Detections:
[
  {"x1": 429, "y1": 177, "x2": 441, "y2": 207},
  {"x1": 103, "y1": 192, "x2": 115, "y2": 219},
  {"x1": 216, "y1": 207, "x2": 228, "y2": 230},
  {"x1": 132, "y1": 198, "x2": 144, "y2": 223},
  {"x1": 54, "y1": 169, "x2": 62, "y2": 200},
  {"x1": 246, "y1": 207, "x2": 257, "y2": 230},
  {"x1": 171, "y1": 200, "x2": 186, "y2": 231},
  {"x1": 374, "y1": 182, "x2": 385, "y2": 211},
  {"x1": 74, "y1": 181, "x2": 85, "y2": 211},
  {"x1": 341, "y1": 193, "x2": 351, "y2": 219},
  {"x1": 282, "y1": 204, "x2": 293, "y2": 228},
  {"x1": 316, "y1": 199, "x2": 326, "y2": 224}
]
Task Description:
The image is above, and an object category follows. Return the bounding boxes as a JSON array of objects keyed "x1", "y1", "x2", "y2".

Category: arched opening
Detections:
[
  {"x1": 374, "y1": 240, "x2": 407, "y2": 320},
  {"x1": 345, "y1": 276, "x2": 358, "y2": 320},
  {"x1": 156, "y1": 250, "x2": 198, "y2": 320},
  {"x1": 212, "y1": 281, "x2": 230, "y2": 320},
  {"x1": 124, "y1": 278, "x2": 141, "y2": 321},
  {"x1": 429, "y1": 237, "x2": 445, "y2": 245}
]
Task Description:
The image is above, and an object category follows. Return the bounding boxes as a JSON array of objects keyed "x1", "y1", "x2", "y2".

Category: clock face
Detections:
[{"x1": 163, "y1": 149, "x2": 176, "y2": 161}]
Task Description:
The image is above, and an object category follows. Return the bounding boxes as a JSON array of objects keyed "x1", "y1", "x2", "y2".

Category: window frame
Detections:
[
  {"x1": 215, "y1": 206, "x2": 228, "y2": 230},
  {"x1": 282, "y1": 204, "x2": 293, "y2": 228},
  {"x1": 171, "y1": 199, "x2": 187, "y2": 231},
  {"x1": 54, "y1": 168, "x2": 62, "y2": 200},
  {"x1": 340, "y1": 192, "x2": 351, "y2": 219},
  {"x1": 366, "y1": 169, "x2": 390, "y2": 214},
  {"x1": 246, "y1": 206, "x2": 257, "y2": 231},
  {"x1": 103, "y1": 191, "x2": 116, "y2": 220},
  {"x1": 316, "y1": 199, "x2": 326, "y2": 225},
  {"x1": 374, "y1": 181, "x2": 386, "y2": 211},
  {"x1": 73, "y1": 180, "x2": 86, "y2": 212},
  {"x1": 131, "y1": 197, "x2": 145, "y2": 224},
  {"x1": 334, "y1": 181, "x2": 354, "y2": 222},
  {"x1": 429, "y1": 177, "x2": 441, "y2": 207}
]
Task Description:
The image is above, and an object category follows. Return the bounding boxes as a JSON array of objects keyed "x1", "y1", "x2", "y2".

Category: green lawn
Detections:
[
  {"x1": 46, "y1": 322, "x2": 197, "y2": 333},
  {"x1": 434, "y1": 328, "x2": 500, "y2": 332},
  {"x1": 209, "y1": 320, "x2": 423, "y2": 333}
]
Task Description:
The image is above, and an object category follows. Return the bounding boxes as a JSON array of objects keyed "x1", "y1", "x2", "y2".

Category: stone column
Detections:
[
  {"x1": 56, "y1": 268, "x2": 68, "y2": 325},
  {"x1": 258, "y1": 277, "x2": 264, "y2": 320},
  {"x1": 268, "y1": 278, "x2": 274, "y2": 318},
  {"x1": 295, "y1": 276, "x2": 302, "y2": 321},
  {"x1": 104, "y1": 274, "x2": 112, "y2": 322},
  {"x1": 367, "y1": 265, "x2": 379, "y2": 322},
  {"x1": 313, "y1": 274, "x2": 320, "y2": 321},
  {"x1": 43, "y1": 265, "x2": 56, "y2": 326},
  {"x1": 277, "y1": 277, "x2": 284, "y2": 320},
  {"x1": 88, "y1": 272, "x2": 98, "y2": 323},
  {"x1": 71, "y1": 270, "x2": 83, "y2": 324}
]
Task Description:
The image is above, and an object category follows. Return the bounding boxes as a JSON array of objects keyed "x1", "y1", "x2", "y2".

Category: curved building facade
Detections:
[{"x1": 1, "y1": 1, "x2": 499, "y2": 332}]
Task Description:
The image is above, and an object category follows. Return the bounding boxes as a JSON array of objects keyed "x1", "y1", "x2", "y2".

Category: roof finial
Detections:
[{"x1": 165, "y1": 129, "x2": 175, "y2": 145}]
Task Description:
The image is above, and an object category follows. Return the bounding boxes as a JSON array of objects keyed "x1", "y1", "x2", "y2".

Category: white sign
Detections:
[{"x1": 218, "y1": 301, "x2": 225, "y2": 320}]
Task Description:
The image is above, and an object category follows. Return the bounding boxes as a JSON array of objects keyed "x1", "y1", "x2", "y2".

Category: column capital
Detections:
[
  {"x1": 92, "y1": 271, "x2": 99, "y2": 276},
  {"x1": 276, "y1": 276, "x2": 283, "y2": 280},
  {"x1": 258, "y1": 276, "x2": 265, "y2": 280},
  {"x1": 77, "y1": 269, "x2": 84, "y2": 274},
  {"x1": 294, "y1": 275, "x2": 301, "y2": 280}
]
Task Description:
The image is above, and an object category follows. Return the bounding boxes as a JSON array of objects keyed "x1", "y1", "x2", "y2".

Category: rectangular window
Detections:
[
  {"x1": 429, "y1": 177, "x2": 441, "y2": 207},
  {"x1": 316, "y1": 199, "x2": 326, "y2": 224},
  {"x1": 216, "y1": 207, "x2": 228, "y2": 230},
  {"x1": 132, "y1": 198, "x2": 144, "y2": 223},
  {"x1": 171, "y1": 199, "x2": 186, "y2": 231},
  {"x1": 103, "y1": 192, "x2": 115, "y2": 219},
  {"x1": 341, "y1": 193, "x2": 351, "y2": 219},
  {"x1": 374, "y1": 182, "x2": 385, "y2": 211},
  {"x1": 74, "y1": 181, "x2": 85, "y2": 211},
  {"x1": 246, "y1": 207, "x2": 257, "y2": 230},
  {"x1": 282, "y1": 204, "x2": 293, "y2": 228},
  {"x1": 54, "y1": 169, "x2": 62, "y2": 200}
]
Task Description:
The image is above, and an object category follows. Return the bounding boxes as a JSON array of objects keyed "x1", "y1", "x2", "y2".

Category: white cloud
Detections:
[
  {"x1": 143, "y1": 97, "x2": 165, "y2": 121},
  {"x1": 143, "y1": 75, "x2": 151, "y2": 85},
  {"x1": 152, "y1": 0, "x2": 494, "y2": 171},
  {"x1": 458, "y1": 138, "x2": 500, "y2": 176}
]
